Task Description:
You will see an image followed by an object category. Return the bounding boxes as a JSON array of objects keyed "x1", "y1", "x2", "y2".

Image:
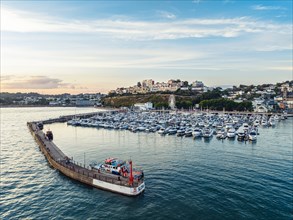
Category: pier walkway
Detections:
[
  {"x1": 28, "y1": 122, "x2": 142, "y2": 188},
  {"x1": 41, "y1": 110, "x2": 119, "y2": 125}
]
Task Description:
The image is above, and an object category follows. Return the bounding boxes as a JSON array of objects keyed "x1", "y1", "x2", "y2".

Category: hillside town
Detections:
[
  {"x1": 0, "y1": 80, "x2": 292, "y2": 113},
  {"x1": 109, "y1": 79, "x2": 207, "y2": 94},
  {"x1": 109, "y1": 79, "x2": 293, "y2": 112},
  {"x1": 0, "y1": 93, "x2": 104, "y2": 107}
]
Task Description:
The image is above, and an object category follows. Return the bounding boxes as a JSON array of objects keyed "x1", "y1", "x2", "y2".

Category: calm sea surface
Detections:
[{"x1": 1, "y1": 107, "x2": 292, "y2": 220}]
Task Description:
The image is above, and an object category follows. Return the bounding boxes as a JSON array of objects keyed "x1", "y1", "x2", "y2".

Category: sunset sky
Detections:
[{"x1": 1, "y1": 0, "x2": 292, "y2": 94}]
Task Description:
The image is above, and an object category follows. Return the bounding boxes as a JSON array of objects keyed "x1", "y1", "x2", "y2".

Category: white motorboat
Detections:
[
  {"x1": 227, "y1": 128, "x2": 236, "y2": 138},
  {"x1": 261, "y1": 119, "x2": 268, "y2": 127},
  {"x1": 237, "y1": 127, "x2": 245, "y2": 141},
  {"x1": 249, "y1": 130, "x2": 257, "y2": 141},
  {"x1": 202, "y1": 128, "x2": 213, "y2": 138},
  {"x1": 193, "y1": 128, "x2": 202, "y2": 138},
  {"x1": 269, "y1": 119, "x2": 276, "y2": 127},
  {"x1": 158, "y1": 128, "x2": 165, "y2": 135},
  {"x1": 185, "y1": 129, "x2": 193, "y2": 137},
  {"x1": 177, "y1": 129, "x2": 185, "y2": 137},
  {"x1": 253, "y1": 120, "x2": 260, "y2": 127},
  {"x1": 167, "y1": 127, "x2": 177, "y2": 135},
  {"x1": 243, "y1": 123, "x2": 249, "y2": 131},
  {"x1": 216, "y1": 129, "x2": 227, "y2": 139}
]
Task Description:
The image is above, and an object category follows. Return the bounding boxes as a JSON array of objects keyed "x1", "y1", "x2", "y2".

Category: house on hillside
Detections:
[
  {"x1": 255, "y1": 105, "x2": 268, "y2": 113},
  {"x1": 133, "y1": 102, "x2": 153, "y2": 111}
]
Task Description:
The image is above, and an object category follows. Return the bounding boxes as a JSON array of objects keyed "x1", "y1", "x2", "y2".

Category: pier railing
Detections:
[
  {"x1": 28, "y1": 122, "x2": 141, "y2": 188},
  {"x1": 39, "y1": 110, "x2": 118, "y2": 125}
]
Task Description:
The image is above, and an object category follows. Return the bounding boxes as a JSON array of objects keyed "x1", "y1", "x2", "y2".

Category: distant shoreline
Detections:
[
  {"x1": 0, "y1": 105, "x2": 117, "y2": 111},
  {"x1": 0, "y1": 105, "x2": 93, "y2": 108}
]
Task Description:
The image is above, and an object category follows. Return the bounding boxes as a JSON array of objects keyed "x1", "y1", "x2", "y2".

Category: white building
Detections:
[
  {"x1": 134, "y1": 102, "x2": 153, "y2": 111},
  {"x1": 192, "y1": 80, "x2": 204, "y2": 87},
  {"x1": 281, "y1": 83, "x2": 292, "y2": 92},
  {"x1": 76, "y1": 99, "x2": 92, "y2": 106},
  {"x1": 150, "y1": 87, "x2": 159, "y2": 92},
  {"x1": 142, "y1": 79, "x2": 154, "y2": 88},
  {"x1": 237, "y1": 91, "x2": 244, "y2": 96},
  {"x1": 255, "y1": 105, "x2": 268, "y2": 113}
]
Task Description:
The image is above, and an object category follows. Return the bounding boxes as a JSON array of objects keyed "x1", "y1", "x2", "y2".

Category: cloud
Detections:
[
  {"x1": 157, "y1": 10, "x2": 176, "y2": 19},
  {"x1": 252, "y1": 5, "x2": 286, "y2": 11},
  {"x1": 0, "y1": 75, "x2": 14, "y2": 81},
  {"x1": 1, "y1": 76, "x2": 84, "y2": 90},
  {"x1": 2, "y1": 6, "x2": 291, "y2": 41},
  {"x1": 268, "y1": 66, "x2": 293, "y2": 71},
  {"x1": 1, "y1": 43, "x2": 207, "y2": 70}
]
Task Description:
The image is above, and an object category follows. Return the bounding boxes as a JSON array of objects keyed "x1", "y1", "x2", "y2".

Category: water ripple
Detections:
[{"x1": 1, "y1": 108, "x2": 292, "y2": 219}]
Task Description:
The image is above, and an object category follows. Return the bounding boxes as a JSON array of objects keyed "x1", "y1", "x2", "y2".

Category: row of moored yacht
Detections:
[{"x1": 67, "y1": 111, "x2": 288, "y2": 142}]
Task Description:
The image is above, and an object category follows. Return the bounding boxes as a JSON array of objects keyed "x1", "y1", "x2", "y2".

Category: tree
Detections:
[
  {"x1": 199, "y1": 98, "x2": 253, "y2": 112},
  {"x1": 176, "y1": 100, "x2": 192, "y2": 109},
  {"x1": 182, "y1": 81, "x2": 189, "y2": 87},
  {"x1": 154, "y1": 102, "x2": 169, "y2": 109}
]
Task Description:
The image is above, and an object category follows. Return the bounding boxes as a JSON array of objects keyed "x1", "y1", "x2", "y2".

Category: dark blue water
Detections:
[{"x1": 1, "y1": 107, "x2": 292, "y2": 219}]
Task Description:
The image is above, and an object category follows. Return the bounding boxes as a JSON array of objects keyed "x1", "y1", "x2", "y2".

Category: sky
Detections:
[{"x1": 1, "y1": 0, "x2": 292, "y2": 94}]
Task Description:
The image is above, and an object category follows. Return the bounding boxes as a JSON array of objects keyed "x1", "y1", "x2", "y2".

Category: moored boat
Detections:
[
  {"x1": 184, "y1": 129, "x2": 193, "y2": 137},
  {"x1": 193, "y1": 128, "x2": 202, "y2": 138},
  {"x1": 90, "y1": 158, "x2": 144, "y2": 180},
  {"x1": 202, "y1": 128, "x2": 213, "y2": 139},
  {"x1": 237, "y1": 128, "x2": 245, "y2": 141},
  {"x1": 248, "y1": 130, "x2": 257, "y2": 141},
  {"x1": 227, "y1": 128, "x2": 236, "y2": 138},
  {"x1": 158, "y1": 128, "x2": 166, "y2": 135},
  {"x1": 177, "y1": 129, "x2": 185, "y2": 137}
]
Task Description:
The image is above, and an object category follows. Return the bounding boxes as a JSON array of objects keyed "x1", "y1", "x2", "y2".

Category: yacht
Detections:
[
  {"x1": 216, "y1": 129, "x2": 225, "y2": 139},
  {"x1": 243, "y1": 123, "x2": 249, "y2": 131},
  {"x1": 193, "y1": 128, "x2": 202, "y2": 138},
  {"x1": 261, "y1": 119, "x2": 268, "y2": 127},
  {"x1": 274, "y1": 115, "x2": 280, "y2": 121},
  {"x1": 269, "y1": 119, "x2": 276, "y2": 127},
  {"x1": 227, "y1": 128, "x2": 236, "y2": 138},
  {"x1": 253, "y1": 120, "x2": 260, "y2": 127},
  {"x1": 184, "y1": 129, "x2": 193, "y2": 137},
  {"x1": 237, "y1": 128, "x2": 245, "y2": 141},
  {"x1": 158, "y1": 128, "x2": 165, "y2": 135},
  {"x1": 248, "y1": 130, "x2": 257, "y2": 141},
  {"x1": 167, "y1": 128, "x2": 177, "y2": 135},
  {"x1": 202, "y1": 128, "x2": 213, "y2": 138},
  {"x1": 177, "y1": 129, "x2": 185, "y2": 137},
  {"x1": 137, "y1": 126, "x2": 146, "y2": 132}
]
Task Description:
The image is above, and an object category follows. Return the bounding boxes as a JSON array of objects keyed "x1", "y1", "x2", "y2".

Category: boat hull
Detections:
[{"x1": 92, "y1": 179, "x2": 145, "y2": 196}]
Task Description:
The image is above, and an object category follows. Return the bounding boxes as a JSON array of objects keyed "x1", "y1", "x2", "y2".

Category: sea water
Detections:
[{"x1": 1, "y1": 107, "x2": 292, "y2": 219}]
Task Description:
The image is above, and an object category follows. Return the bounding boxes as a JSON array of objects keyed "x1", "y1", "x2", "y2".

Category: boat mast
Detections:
[{"x1": 129, "y1": 160, "x2": 133, "y2": 186}]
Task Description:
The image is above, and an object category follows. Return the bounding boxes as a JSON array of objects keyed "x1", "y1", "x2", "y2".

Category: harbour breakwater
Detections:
[{"x1": 27, "y1": 110, "x2": 145, "y2": 196}]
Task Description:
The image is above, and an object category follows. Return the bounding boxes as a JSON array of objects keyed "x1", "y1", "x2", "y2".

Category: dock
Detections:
[
  {"x1": 27, "y1": 111, "x2": 145, "y2": 196},
  {"x1": 40, "y1": 110, "x2": 118, "y2": 124}
]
